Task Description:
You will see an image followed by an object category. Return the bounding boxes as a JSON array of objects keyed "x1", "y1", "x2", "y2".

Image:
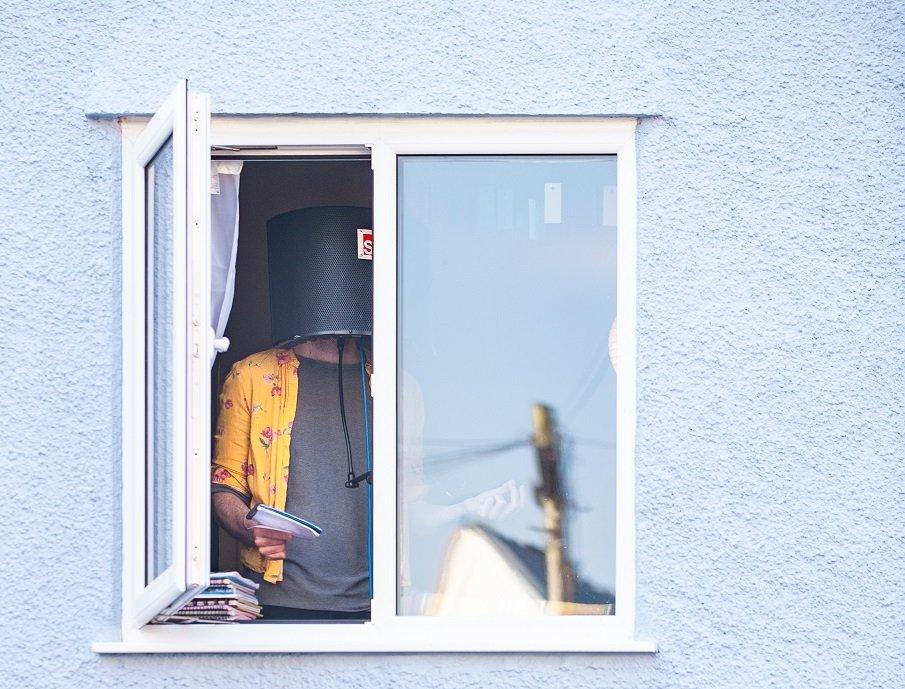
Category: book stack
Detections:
[{"x1": 167, "y1": 572, "x2": 262, "y2": 623}]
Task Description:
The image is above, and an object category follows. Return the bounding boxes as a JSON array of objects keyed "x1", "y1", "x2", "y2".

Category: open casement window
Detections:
[
  {"x1": 101, "y1": 113, "x2": 654, "y2": 653},
  {"x1": 121, "y1": 80, "x2": 211, "y2": 629}
]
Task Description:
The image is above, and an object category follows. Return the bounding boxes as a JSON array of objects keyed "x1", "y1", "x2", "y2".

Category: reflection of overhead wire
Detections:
[
  {"x1": 421, "y1": 437, "x2": 519, "y2": 447},
  {"x1": 567, "y1": 435, "x2": 615, "y2": 449},
  {"x1": 423, "y1": 438, "x2": 530, "y2": 466},
  {"x1": 419, "y1": 433, "x2": 612, "y2": 468},
  {"x1": 561, "y1": 336, "x2": 610, "y2": 413},
  {"x1": 563, "y1": 354, "x2": 613, "y2": 423}
]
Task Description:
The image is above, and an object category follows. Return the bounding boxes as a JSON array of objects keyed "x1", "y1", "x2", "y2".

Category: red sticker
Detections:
[{"x1": 357, "y1": 228, "x2": 373, "y2": 260}]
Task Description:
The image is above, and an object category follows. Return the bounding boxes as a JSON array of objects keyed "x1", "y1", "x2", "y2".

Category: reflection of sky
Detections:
[{"x1": 398, "y1": 155, "x2": 618, "y2": 595}]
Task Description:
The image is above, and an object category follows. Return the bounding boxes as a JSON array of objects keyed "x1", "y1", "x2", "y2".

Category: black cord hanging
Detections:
[
  {"x1": 337, "y1": 337, "x2": 358, "y2": 488},
  {"x1": 355, "y1": 337, "x2": 373, "y2": 486}
]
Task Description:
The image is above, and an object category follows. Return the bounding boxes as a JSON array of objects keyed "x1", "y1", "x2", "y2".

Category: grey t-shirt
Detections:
[{"x1": 248, "y1": 355, "x2": 371, "y2": 612}]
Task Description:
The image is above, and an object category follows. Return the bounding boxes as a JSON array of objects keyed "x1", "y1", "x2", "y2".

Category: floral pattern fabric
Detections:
[{"x1": 212, "y1": 348, "x2": 299, "y2": 583}]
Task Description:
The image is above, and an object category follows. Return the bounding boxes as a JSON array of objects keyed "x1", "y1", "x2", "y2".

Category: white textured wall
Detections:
[{"x1": 0, "y1": 1, "x2": 902, "y2": 687}]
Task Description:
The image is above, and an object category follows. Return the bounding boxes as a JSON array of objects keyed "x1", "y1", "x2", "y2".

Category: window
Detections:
[
  {"x1": 97, "y1": 80, "x2": 651, "y2": 652},
  {"x1": 396, "y1": 155, "x2": 619, "y2": 617}
]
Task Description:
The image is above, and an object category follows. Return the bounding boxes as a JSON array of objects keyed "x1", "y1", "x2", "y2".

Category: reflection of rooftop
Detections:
[{"x1": 427, "y1": 524, "x2": 615, "y2": 616}]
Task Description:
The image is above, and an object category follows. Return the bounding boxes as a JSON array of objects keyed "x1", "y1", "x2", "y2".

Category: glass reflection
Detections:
[
  {"x1": 145, "y1": 137, "x2": 175, "y2": 583},
  {"x1": 397, "y1": 155, "x2": 618, "y2": 616}
]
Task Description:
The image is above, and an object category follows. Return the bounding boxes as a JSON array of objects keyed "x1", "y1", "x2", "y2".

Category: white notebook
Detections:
[{"x1": 246, "y1": 504, "x2": 322, "y2": 540}]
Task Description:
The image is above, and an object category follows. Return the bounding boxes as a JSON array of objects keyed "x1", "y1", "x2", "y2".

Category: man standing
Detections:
[{"x1": 211, "y1": 336, "x2": 372, "y2": 620}]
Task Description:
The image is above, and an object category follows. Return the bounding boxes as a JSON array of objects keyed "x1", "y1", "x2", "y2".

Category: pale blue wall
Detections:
[{"x1": 1, "y1": 1, "x2": 903, "y2": 687}]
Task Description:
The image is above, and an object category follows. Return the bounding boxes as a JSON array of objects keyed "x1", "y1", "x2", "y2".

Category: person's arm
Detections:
[
  {"x1": 212, "y1": 491, "x2": 255, "y2": 546},
  {"x1": 212, "y1": 491, "x2": 292, "y2": 559},
  {"x1": 211, "y1": 363, "x2": 292, "y2": 560},
  {"x1": 211, "y1": 364, "x2": 254, "y2": 495}
]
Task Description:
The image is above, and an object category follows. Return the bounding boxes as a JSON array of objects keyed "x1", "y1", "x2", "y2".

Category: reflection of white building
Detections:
[{"x1": 425, "y1": 525, "x2": 614, "y2": 616}]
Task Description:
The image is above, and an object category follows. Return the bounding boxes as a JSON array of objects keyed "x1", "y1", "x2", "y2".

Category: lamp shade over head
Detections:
[{"x1": 267, "y1": 205, "x2": 373, "y2": 345}]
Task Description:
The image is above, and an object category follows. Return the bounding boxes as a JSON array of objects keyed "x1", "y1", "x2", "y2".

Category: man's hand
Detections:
[
  {"x1": 250, "y1": 526, "x2": 293, "y2": 560},
  {"x1": 212, "y1": 492, "x2": 294, "y2": 560}
]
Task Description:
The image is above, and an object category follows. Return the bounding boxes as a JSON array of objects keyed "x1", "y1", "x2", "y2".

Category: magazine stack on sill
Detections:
[{"x1": 157, "y1": 572, "x2": 262, "y2": 624}]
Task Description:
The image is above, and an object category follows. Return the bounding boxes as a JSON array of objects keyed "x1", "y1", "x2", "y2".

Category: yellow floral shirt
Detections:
[{"x1": 211, "y1": 348, "x2": 299, "y2": 583}]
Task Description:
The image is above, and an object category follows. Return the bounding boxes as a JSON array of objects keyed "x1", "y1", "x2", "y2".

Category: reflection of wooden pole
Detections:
[{"x1": 531, "y1": 403, "x2": 574, "y2": 603}]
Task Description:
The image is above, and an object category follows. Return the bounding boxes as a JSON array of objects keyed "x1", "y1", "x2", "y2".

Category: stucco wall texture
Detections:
[{"x1": 0, "y1": 0, "x2": 902, "y2": 687}]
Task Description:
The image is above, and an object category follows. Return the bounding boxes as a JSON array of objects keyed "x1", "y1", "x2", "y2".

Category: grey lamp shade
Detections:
[{"x1": 267, "y1": 205, "x2": 373, "y2": 345}]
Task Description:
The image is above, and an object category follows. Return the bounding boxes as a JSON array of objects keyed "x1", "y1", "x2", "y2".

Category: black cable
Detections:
[
  {"x1": 337, "y1": 337, "x2": 357, "y2": 488},
  {"x1": 355, "y1": 337, "x2": 373, "y2": 486}
]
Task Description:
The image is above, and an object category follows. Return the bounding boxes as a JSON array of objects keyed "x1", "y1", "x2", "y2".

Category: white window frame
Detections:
[
  {"x1": 96, "y1": 111, "x2": 654, "y2": 653},
  {"x1": 118, "y1": 80, "x2": 212, "y2": 632}
]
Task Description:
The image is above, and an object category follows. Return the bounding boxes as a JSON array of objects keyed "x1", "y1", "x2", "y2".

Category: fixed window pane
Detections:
[
  {"x1": 397, "y1": 155, "x2": 618, "y2": 616},
  {"x1": 145, "y1": 137, "x2": 175, "y2": 584}
]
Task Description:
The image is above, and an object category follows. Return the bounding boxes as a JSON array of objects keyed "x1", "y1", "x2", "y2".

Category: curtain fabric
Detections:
[{"x1": 210, "y1": 160, "x2": 242, "y2": 366}]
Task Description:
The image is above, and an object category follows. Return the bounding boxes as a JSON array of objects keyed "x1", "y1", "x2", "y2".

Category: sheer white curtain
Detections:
[{"x1": 210, "y1": 160, "x2": 242, "y2": 366}]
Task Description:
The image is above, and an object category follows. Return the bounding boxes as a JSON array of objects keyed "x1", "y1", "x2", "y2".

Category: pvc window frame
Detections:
[
  {"x1": 117, "y1": 80, "x2": 212, "y2": 634},
  {"x1": 96, "y1": 106, "x2": 653, "y2": 654}
]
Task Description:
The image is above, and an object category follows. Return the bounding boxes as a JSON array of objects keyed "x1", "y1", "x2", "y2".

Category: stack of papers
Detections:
[
  {"x1": 247, "y1": 504, "x2": 322, "y2": 540},
  {"x1": 165, "y1": 572, "x2": 262, "y2": 623}
]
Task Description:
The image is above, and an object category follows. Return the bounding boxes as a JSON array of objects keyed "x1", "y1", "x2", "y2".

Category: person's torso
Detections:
[{"x1": 249, "y1": 354, "x2": 371, "y2": 612}]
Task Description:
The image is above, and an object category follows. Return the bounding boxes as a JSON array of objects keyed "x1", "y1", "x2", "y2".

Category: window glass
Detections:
[
  {"x1": 145, "y1": 137, "x2": 175, "y2": 583},
  {"x1": 397, "y1": 155, "x2": 618, "y2": 616}
]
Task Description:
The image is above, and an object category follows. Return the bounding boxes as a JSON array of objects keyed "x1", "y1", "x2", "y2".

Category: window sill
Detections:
[{"x1": 92, "y1": 623, "x2": 658, "y2": 654}]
